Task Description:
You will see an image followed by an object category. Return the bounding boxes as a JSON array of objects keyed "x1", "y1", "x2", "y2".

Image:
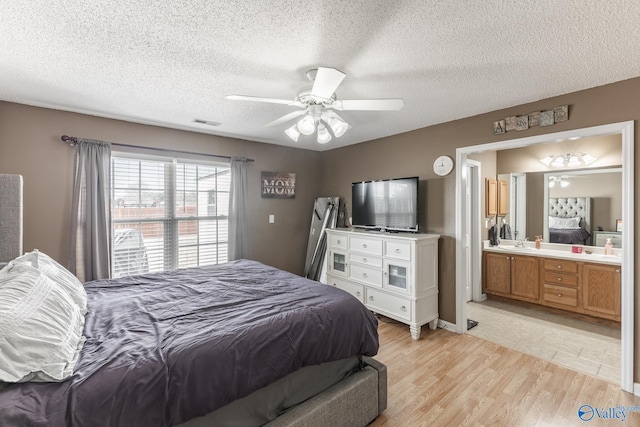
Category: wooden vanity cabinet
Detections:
[
  {"x1": 541, "y1": 258, "x2": 580, "y2": 311},
  {"x1": 484, "y1": 251, "x2": 621, "y2": 322},
  {"x1": 483, "y1": 252, "x2": 539, "y2": 302},
  {"x1": 582, "y1": 263, "x2": 621, "y2": 321}
]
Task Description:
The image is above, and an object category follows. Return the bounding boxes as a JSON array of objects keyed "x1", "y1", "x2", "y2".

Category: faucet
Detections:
[{"x1": 515, "y1": 238, "x2": 528, "y2": 248}]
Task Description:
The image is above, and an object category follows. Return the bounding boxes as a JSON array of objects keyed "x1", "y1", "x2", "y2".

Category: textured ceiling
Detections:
[{"x1": 2, "y1": 1, "x2": 640, "y2": 151}]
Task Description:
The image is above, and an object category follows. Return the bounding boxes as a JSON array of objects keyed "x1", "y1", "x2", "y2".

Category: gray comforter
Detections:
[{"x1": 0, "y1": 259, "x2": 379, "y2": 426}]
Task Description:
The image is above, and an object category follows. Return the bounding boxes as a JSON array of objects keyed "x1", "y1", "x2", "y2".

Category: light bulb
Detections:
[
  {"x1": 316, "y1": 123, "x2": 332, "y2": 144},
  {"x1": 284, "y1": 124, "x2": 300, "y2": 142},
  {"x1": 327, "y1": 117, "x2": 348, "y2": 137},
  {"x1": 297, "y1": 115, "x2": 315, "y2": 135}
]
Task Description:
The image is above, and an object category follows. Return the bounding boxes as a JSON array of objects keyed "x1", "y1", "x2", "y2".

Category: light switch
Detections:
[{"x1": 269, "y1": 214, "x2": 275, "y2": 223}]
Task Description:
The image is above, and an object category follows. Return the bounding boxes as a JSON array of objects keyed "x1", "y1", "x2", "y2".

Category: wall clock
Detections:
[{"x1": 433, "y1": 155, "x2": 454, "y2": 176}]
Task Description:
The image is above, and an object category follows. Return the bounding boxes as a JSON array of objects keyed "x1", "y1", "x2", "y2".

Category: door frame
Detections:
[
  {"x1": 465, "y1": 159, "x2": 484, "y2": 303},
  {"x1": 454, "y1": 121, "x2": 635, "y2": 393}
]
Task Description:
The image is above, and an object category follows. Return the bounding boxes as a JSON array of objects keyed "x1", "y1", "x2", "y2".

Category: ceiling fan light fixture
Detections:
[
  {"x1": 284, "y1": 124, "x2": 300, "y2": 142},
  {"x1": 297, "y1": 114, "x2": 316, "y2": 135},
  {"x1": 316, "y1": 123, "x2": 332, "y2": 144},
  {"x1": 327, "y1": 116, "x2": 348, "y2": 137}
]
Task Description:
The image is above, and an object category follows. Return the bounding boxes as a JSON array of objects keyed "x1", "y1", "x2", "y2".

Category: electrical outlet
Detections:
[{"x1": 269, "y1": 214, "x2": 275, "y2": 224}]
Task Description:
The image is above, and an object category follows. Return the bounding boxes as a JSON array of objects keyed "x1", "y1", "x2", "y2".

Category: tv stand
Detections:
[{"x1": 325, "y1": 229, "x2": 440, "y2": 340}]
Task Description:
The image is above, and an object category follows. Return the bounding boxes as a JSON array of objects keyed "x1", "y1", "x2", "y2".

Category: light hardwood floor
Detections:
[{"x1": 369, "y1": 317, "x2": 640, "y2": 426}]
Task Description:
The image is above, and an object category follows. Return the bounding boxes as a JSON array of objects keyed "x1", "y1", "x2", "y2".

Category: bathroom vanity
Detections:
[{"x1": 483, "y1": 241, "x2": 621, "y2": 322}]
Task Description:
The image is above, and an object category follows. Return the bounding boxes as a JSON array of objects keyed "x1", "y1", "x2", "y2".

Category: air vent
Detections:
[{"x1": 193, "y1": 119, "x2": 221, "y2": 126}]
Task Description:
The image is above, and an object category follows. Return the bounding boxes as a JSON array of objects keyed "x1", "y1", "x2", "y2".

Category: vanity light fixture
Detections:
[{"x1": 540, "y1": 152, "x2": 597, "y2": 168}]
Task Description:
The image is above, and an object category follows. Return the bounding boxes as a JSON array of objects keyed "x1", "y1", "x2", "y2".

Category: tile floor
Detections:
[{"x1": 466, "y1": 299, "x2": 621, "y2": 384}]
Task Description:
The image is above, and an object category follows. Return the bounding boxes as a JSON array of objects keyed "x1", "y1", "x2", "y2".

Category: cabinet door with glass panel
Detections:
[
  {"x1": 329, "y1": 250, "x2": 349, "y2": 277},
  {"x1": 383, "y1": 259, "x2": 411, "y2": 294}
]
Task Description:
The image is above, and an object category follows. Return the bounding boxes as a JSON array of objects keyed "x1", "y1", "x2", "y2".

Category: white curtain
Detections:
[
  {"x1": 69, "y1": 139, "x2": 111, "y2": 282},
  {"x1": 228, "y1": 157, "x2": 250, "y2": 260}
]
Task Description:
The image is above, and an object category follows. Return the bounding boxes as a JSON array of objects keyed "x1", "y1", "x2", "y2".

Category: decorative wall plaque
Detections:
[
  {"x1": 492, "y1": 105, "x2": 568, "y2": 134},
  {"x1": 515, "y1": 115, "x2": 529, "y2": 131},
  {"x1": 528, "y1": 111, "x2": 540, "y2": 127},
  {"x1": 539, "y1": 110, "x2": 555, "y2": 127},
  {"x1": 554, "y1": 105, "x2": 568, "y2": 122},
  {"x1": 493, "y1": 120, "x2": 506, "y2": 134},
  {"x1": 261, "y1": 171, "x2": 296, "y2": 199}
]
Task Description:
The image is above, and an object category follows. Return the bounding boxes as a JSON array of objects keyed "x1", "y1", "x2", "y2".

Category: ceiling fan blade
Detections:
[
  {"x1": 333, "y1": 98, "x2": 405, "y2": 111},
  {"x1": 311, "y1": 67, "x2": 346, "y2": 99},
  {"x1": 321, "y1": 109, "x2": 346, "y2": 122},
  {"x1": 264, "y1": 110, "x2": 306, "y2": 128},
  {"x1": 226, "y1": 94, "x2": 297, "y2": 106}
]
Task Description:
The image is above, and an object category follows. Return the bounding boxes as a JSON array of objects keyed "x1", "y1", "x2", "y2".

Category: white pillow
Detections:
[
  {"x1": 549, "y1": 216, "x2": 581, "y2": 229},
  {"x1": 0, "y1": 262, "x2": 85, "y2": 382},
  {"x1": 13, "y1": 249, "x2": 87, "y2": 315}
]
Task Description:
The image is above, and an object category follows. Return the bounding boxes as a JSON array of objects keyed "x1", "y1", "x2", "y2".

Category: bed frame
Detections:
[
  {"x1": 180, "y1": 357, "x2": 387, "y2": 427},
  {"x1": 546, "y1": 197, "x2": 592, "y2": 245},
  {"x1": 266, "y1": 357, "x2": 387, "y2": 427}
]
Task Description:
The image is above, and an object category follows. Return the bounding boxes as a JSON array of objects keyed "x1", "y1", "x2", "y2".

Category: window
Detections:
[{"x1": 111, "y1": 154, "x2": 230, "y2": 278}]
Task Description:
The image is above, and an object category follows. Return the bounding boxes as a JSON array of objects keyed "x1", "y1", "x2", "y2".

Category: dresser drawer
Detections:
[
  {"x1": 543, "y1": 258, "x2": 578, "y2": 274},
  {"x1": 385, "y1": 241, "x2": 411, "y2": 260},
  {"x1": 349, "y1": 264, "x2": 383, "y2": 287},
  {"x1": 328, "y1": 276, "x2": 364, "y2": 303},
  {"x1": 350, "y1": 253, "x2": 383, "y2": 268},
  {"x1": 543, "y1": 271, "x2": 578, "y2": 287},
  {"x1": 349, "y1": 236, "x2": 383, "y2": 256},
  {"x1": 366, "y1": 288, "x2": 411, "y2": 321},
  {"x1": 329, "y1": 234, "x2": 348, "y2": 250},
  {"x1": 543, "y1": 284, "x2": 578, "y2": 308}
]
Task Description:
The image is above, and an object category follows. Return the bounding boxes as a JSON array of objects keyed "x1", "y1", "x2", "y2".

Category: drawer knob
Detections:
[
  {"x1": 362, "y1": 244, "x2": 368, "y2": 248},
  {"x1": 395, "y1": 248, "x2": 401, "y2": 253},
  {"x1": 401, "y1": 305, "x2": 406, "y2": 311},
  {"x1": 356, "y1": 291, "x2": 361, "y2": 296},
  {"x1": 363, "y1": 258, "x2": 368, "y2": 262},
  {"x1": 557, "y1": 265, "x2": 562, "y2": 269},
  {"x1": 369, "y1": 295, "x2": 374, "y2": 301},
  {"x1": 362, "y1": 273, "x2": 368, "y2": 278},
  {"x1": 557, "y1": 293, "x2": 562, "y2": 297},
  {"x1": 557, "y1": 277, "x2": 562, "y2": 282},
  {"x1": 337, "y1": 240, "x2": 341, "y2": 244}
]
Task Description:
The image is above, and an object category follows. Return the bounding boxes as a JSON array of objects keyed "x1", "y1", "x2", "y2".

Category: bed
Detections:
[
  {"x1": 0, "y1": 173, "x2": 386, "y2": 426},
  {"x1": 547, "y1": 197, "x2": 592, "y2": 245},
  {"x1": 0, "y1": 257, "x2": 385, "y2": 426}
]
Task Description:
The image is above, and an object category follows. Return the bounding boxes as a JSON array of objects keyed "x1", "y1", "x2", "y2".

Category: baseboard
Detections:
[
  {"x1": 634, "y1": 382, "x2": 640, "y2": 396},
  {"x1": 437, "y1": 319, "x2": 457, "y2": 333}
]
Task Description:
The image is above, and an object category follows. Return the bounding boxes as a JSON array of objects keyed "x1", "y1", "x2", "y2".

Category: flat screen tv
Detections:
[{"x1": 351, "y1": 177, "x2": 419, "y2": 232}]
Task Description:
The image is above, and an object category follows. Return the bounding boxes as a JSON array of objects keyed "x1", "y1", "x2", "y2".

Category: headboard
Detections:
[
  {"x1": 0, "y1": 174, "x2": 23, "y2": 264},
  {"x1": 549, "y1": 197, "x2": 592, "y2": 234}
]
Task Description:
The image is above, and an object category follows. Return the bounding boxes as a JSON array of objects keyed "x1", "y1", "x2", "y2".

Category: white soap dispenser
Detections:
[{"x1": 604, "y1": 237, "x2": 613, "y2": 255}]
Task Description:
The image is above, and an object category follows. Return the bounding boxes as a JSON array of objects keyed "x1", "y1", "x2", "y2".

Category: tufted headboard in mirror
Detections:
[
  {"x1": 0, "y1": 174, "x2": 23, "y2": 265},
  {"x1": 547, "y1": 197, "x2": 592, "y2": 245}
]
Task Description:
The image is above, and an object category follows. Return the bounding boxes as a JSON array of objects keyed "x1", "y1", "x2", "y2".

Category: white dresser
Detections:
[{"x1": 325, "y1": 228, "x2": 440, "y2": 340}]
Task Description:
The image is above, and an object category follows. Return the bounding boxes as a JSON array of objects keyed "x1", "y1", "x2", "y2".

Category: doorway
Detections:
[{"x1": 454, "y1": 121, "x2": 634, "y2": 393}]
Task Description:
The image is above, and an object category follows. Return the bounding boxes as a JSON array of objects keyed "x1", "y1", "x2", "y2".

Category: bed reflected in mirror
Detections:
[{"x1": 543, "y1": 168, "x2": 622, "y2": 247}]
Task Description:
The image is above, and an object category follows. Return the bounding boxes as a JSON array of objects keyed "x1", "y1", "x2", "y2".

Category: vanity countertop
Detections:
[{"x1": 483, "y1": 240, "x2": 621, "y2": 266}]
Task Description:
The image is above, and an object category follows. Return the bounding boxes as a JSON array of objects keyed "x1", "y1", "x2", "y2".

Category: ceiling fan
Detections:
[{"x1": 226, "y1": 67, "x2": 405, "y2": 144}]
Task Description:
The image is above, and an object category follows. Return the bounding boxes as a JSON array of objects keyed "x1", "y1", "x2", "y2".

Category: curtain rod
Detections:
[{"x1": 60, "y1": 135, "x2": 254, "y2": 162}]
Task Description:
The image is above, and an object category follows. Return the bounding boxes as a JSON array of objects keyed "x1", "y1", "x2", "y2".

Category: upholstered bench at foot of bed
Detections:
[{"x1": 265, "y1": 357, "x2": 387, "y2": 427}]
